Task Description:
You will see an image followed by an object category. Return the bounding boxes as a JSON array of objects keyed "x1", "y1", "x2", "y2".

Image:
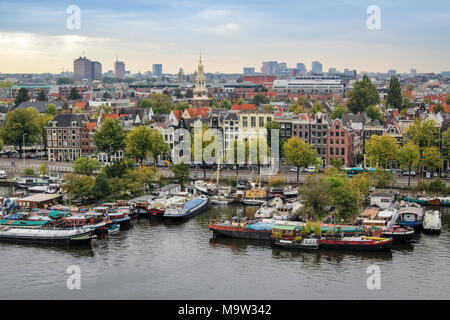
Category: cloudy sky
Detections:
[{"x1": 0, "y1": 0, "x2": 449, "y2": 74}]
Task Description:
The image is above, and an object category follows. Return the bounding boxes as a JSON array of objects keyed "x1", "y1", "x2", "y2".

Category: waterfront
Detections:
[{"x1": 1, "y1": 204, "x2": 449, "y2": 300}]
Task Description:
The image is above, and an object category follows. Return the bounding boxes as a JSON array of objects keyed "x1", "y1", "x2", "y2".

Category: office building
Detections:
[
  {"x1": 74, "y1": 57, "x2": 92, "y2": 81},
  {"x1": 153, "y1": 64, "x2": 163, "y2": 77},
  {"x1": 311, "y1": 61, "x2": 323, "y2": 74},
  {"x1": 91, "y1": 61, "x2": 102, "y2": 80},
  {"x1": 243, "y1": 67, "x2": 255, "y2": 75},
  {"x1": 114, "y1": 59, "x2": 126, "y2": 78}
]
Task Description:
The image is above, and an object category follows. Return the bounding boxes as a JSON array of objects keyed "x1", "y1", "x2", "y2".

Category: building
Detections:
[
  {"x1": 272, "y1": 76, "x2": 343, "y2": 94},
  {"x1": 46, "y1": 114, "x2": 95, "y2": 162},
  {"x1": 114, "y1": 59, "x2": 126, "y2": 78},
  {"x1": 74, "y1": 57, "x2": 92, "y2": 81},
  {"x1": 91, "y1": 61, "x2": 102, "y2": 80},
  {"x1": 261, "y1": 61, "x2": 278, "y2": 75},
  {"x1": 153, "y1": 64, "x2": 163, "y2": 77},
  {"x1": 243, "y1": 67, "x2": 255, "y2": 75},
  {"x1": 311, "y1": 61, "x2": 323, "y2": 74},
  {"x1": 296, "y1": 63, "x2": 307, "y2": 73},
  {"x1": 243, "y1": 76, "x2": 277, "y2": 90},
  {"x1": 192, "y1": 55, "x2": 210, "y2": 108},
  {"x1": 327, "y1": 118, "x2": 362, "y2": 167}
]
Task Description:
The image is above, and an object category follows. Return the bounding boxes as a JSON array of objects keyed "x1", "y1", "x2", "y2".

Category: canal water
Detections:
[{"x1": 0, "y1": 203, "x2": 449, "y2": 299}]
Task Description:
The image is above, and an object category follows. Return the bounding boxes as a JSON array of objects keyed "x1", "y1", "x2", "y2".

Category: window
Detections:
[
  {"x1": 267, "y1": 117, "x2": 272, "y2": 123},
  {"x1": 330, "y1": 148, "x2": 334, "y2": 155},
  {"x1": 243, "y1": 117, "x2": 248, "y2": 127},
  {"x1": 330, "y1": 131, "x2": 334, "y2": 136},
  {"x1": 336, "y1": 148, "x2": 339, "y2": 155},
  {"x1": 251, "y1": 117, "x2": 256, "y2": 127},
  {"x1": 330, "y1": 139, "x2": 334, "y2": 144},
  {"x1": 259, "y1": 117, "x2": 264, "y2": 127},
  {"x1": 341, "y1": 148, "x2": 345, "y2": 155}
]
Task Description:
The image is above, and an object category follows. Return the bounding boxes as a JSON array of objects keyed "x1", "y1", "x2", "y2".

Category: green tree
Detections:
[
  {"x1": 403, "y1": 119, "x2": 439, "y2": 151},
  {"x1": 0, "y1": 109, "x2": 40, "y2": 156},
  {"x1": 39, "y1": 162, "x2": 49, "y2": 176},
  {"x1": 332, "y1": 184, "x2": 360, "y2": 222},
  {"x1": 46, "y1": 103, "x2": 58, "y2": 115},
  {"x1": 149, "y1": 130, "x2": 169, "y2": 165},
  {"x1": 62, "y1": 174, "x2": 95, "y2": 204},
  {"x1": 330, "y1": 104, "x2": 349, "y2": 119},
  {"x1": 140, "y1": 93, "x2": 173, "y2": 114},
  {"x1": 423, "y1": 146, "x2": 443, "y2": 176},
  {"x1": 365, "y1": 105, "x2": 384, "y2": 124},
  {"x1": 14, "y1": 88, "x2": 30, "y2": 107},
  {"x1": 251, "y1": 94, "x2": 270, "y2": 106},
  {"x1": 172, "y1": 162, "x2": 190, "y2": 187},
  {"x1": 185, "y1": 88, "x2": 194, "y2": 99},
  {"x1": 37, "y1": 90, "x2": 47, "y2": 102},
  {"x1": 365, "y1": 135, "x2": 399, "y2": 168},
  {"x1": 347, "y1": 74, "x2": 380, "y2": 113},
  {"x1": 73, "y1": 157, "x2": 100, "y2": 175},
  {"x1": 91, "y1": 172, "x2": 112, "y2": 201},
  {"x1": 298, "y1": 176, "x2": 332, "y2": 220},
  {"x1": 221, "y1": 99, "x2": 232, "y2": 110},
  {"x1": 310, "y1": 101, "x2": 325, "y2": 115},
  {"x1": 330, "y1": 158, "x2": 344, "y2": 170},
  {"x1": 397, "y1": 142, "x2": 420, "y2": 187},
  {"x1": 283, "y1": 136, "x2": 318, "y2": 181},
  {"x1": 93, "y1": 118, "x2": 126, "y2": 155},
  {"x1": 386, "y1": 75, "x2": 402, "y2": 108},
  {"x1": 69, "y1": 87, "x2": 81, "y2": 100},
  {"x1": 57, "y1": 77, "x2": 74, "y2": 85},
  {"x1": 125, "y1": 126, "x2": 153, "y2": 163}
]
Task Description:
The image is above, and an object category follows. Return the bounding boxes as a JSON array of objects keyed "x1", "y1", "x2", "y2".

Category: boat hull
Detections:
[
  {"x1": 163, "y1": 197, "x2": 209, "y2": 221},
  {"x1": 0, "y1": 231, "x2": 94, "y2": 247},
  {"x1": 318, "y1": 238, "x2": 392, "y2": 252},
  {"x1": 210, "y1": 224, "x2": 272, "y2": 240},
  {"x1": 381, "y1": 230, "x2": 415, "y2": 242}
]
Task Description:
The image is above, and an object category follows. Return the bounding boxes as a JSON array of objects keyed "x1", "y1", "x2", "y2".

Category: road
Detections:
[{"x1": 1, "y1": 158, "x2": 448, "y2": 188}]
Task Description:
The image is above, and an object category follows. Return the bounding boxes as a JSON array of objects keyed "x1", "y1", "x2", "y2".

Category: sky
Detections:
[{"x1": 0, "y1": 0, "x2": 449, "y2": 75}]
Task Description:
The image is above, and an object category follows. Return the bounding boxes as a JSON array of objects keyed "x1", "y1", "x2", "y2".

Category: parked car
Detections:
[
  {"x1": 402, "y1": 170, "x2": 416, "y2": 176},
  {"x1": 0, "y1": 170, "x2": 7, "y2": 179},
  {"x1": 304, "y1": 166, "x2": 316, "y2": 173}
]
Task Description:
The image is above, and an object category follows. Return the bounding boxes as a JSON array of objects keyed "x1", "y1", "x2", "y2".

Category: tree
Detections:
[
  {"x1": 432, "y1": 104, "x2": 445, "y2": 114},
  {"x1": 283, "y1": 137, "x2": 317, "y2": 181},
  {"x1": 149, "y1": 130, "x2": 169, "y2": 165},
  {"x1": 37, "y1": 90, "x2": 47, "y2": 102},
  {"x1": 397, "y1": 142, "x2": 420, "y2": 187},
  {"x1": 73, "y1": 157, "x2": 100, "y2": 175},
  {"x1": 0, "y1": 109, "x2": 40, "y2": 156},
  {"x1": 386, "y1": 75, "x2": 402, "y2": 108},
  {"x1": 365, "y1": 135, "x2": 399, "y2": 168},
  {"x1": 332, "y1": 184, "x2": 360, "y2": 222},
  {"x1": 91, "y1": 172, "x2": 112, "y2": 201},
  {"x1": 140, "y1": 93, "x2": 173, "y2": 114},
  {"x1": 174, "y1": 101, "x2": 189, "y2": 111},
  {"x1": 347, "y1": 74, "x2": 380, "y2": 114},
  {"x1": 174, "y1": 88, "x2": 183, "y2": 99},
  {"x1": 442, "y1": 128, "x2": 450, "y2": 162},
  {"x1": 103, "y1": 158, "x2": 134, "y2": 178},
  {"x1": 330, "y1": 104, "x2": 349, "y2": 119},
  {"x1": 310, "y1": 101, "x2": 325, "y2": 115},
  {"x1": 185, "y1": 88, "x2": 194, "y2": 99},
  {"x1": 26, "y1": 107, "x2": 55, "y2": 152},
  {"x1": 423, "y1": 146, "x2": 443, "y2": 175},
  {"x1": 172, "y1": 163, "x2": 190, "y2": 187},
  {"x1": 14, "y1": 88, "x2": 29, "y2": 106},
  {"x1": 39, "y1": 162, "x2": 49, "y2": 176},
  {"x1": 298, "y1": 176, "x2": 332, "y2": 220},
  {"x1": 237, "y1": 97, "x2": 246, "y2": 105},
  {"x1": 365, "y1": 105, "x2": 384, "y2": 124},
  {"x1": 62, "y1": 174, "x2": 95, "y2": 203},
  {"x1": 57, "y1": 77, "x2": 74, "y2": 85},
  {"x1": 330, "y1": 158, "x2": 344, "y2": 170},
  {"x1": 401, "y1": 97, "x2": 414, "y2": 111},
  {"x1": 221, "y1": 99, "x2": 232, "y2": 110},
  {"x1": 69, "y1": 87, "x2": 81, "y2": 100},
  {"x1": 290, "y1": 104, "x2": 307, "y2": 115},
  {"x1": 125, "y1": 126, "x2": 153, "y2": 163},
  {"x1": 262, "y1": 105, "x2": 275, "y2": 111},
  {"x1": 93, "y1": 118, "x2": 126, "y2": 155},
  {"x1": 46, "y1": 103, "x2": 58, "y2": 116},
  {"x1": 251, "y1": 94, "x2": 269, "y2": 106},
  {"x1": 403, "y1": 119, "x2": 439, "y2": 151}
]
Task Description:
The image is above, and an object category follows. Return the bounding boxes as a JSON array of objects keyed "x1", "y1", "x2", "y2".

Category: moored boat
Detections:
[
  {"x1": 398, "y1": 206, "x2": 424, "y2": 231},
  {"x1": 423, "y1": 210, "x2": 441, "y2": 234},
  {"x1": 0, "y1": 226, "x2": 94, "y2": 246},
  {"x1": 163, "y1": 195, "x2": 209, "y2": 220}
]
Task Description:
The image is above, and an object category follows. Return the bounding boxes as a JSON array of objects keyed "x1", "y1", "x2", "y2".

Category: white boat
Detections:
[
  {"x1": 423, "y1": 210, "x2": 441, "y2": 234},
  {"x1": 15, "y1": 176, "x2": 49, "y2": 189},
  {"x1": 210, "y1": 195, "x2": 233, "y2": 205},
  {"x1": 163, "y1": 195, "x2": 209, "y2": 220},
  {"x1": 273, "y1": 202, "x2": 302, "y2": 221},
  {"x1": 283, "y1": 186, "x2": 299, "y2": 198},
  {"x1": 28, "y1": 182, "x2": 49, "y2": 193},
  {"x1": 255, "y1": 197, "x2": 284, "y2": 218},
  {"x1": 46, "y1": 184, "x2": 61, "y2": 194}
]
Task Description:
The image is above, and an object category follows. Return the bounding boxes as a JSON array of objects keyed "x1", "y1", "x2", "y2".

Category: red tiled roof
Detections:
[
  {"x1": 429, "y1": 103, "x2": 450, "y2": 113},
  {"x1": 232, "y1": 104, "x2": 258, "y2": 111},
  {"x1": 85, "y1": 122, "x2": 98, "y2": 132},
  {"x1": 103, "y1": 113, "x2": 119, "y2": 119},
  {"x1": 172, "y1": 109, "x2": 182, "y2": 121},
  {"x1": 73, "y1": 101, "x2": 87, "y2": 110}
]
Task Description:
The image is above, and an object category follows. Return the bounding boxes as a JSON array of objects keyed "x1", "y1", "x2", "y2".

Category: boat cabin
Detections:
[
  {"x1": 272, "y1": 225, "x2": 297, "y2": 240},
  {"x1": 370, "y1": 192, "x2": 395, "y2": 209}
]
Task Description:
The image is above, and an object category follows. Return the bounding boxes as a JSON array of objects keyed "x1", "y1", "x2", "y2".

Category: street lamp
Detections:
[{"x1": 23, "y1": 133, "x2": 27, "y2": 169}]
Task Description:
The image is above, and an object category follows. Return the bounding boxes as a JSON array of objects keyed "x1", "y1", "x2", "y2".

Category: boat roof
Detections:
[
  {"x1": 19, "y1": 193, "x2": 61, "y2": 203},
  {"x1": 399, "y1": 207, "x2": 423, "y2": 215},
  {"x1": 272, "y1": 225, "x2": 296, "y2": 231}
]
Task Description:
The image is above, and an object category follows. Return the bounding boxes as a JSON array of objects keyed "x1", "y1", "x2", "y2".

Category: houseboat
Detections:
[
  {"x1": 14, "y1": 176, "x2": 49, "y2": 189},
  {"x1": 370, "y1": 192, "x2": 395, "y2": 209},
  {"x1": 254, "y1": 197, "x2": 283, "y2": 219},
  {"x1": 210, "y1": 218, "x2": 274, "y2": 240},
  {"x1": 63, "y1": 211, "x2": 110, "y2": 235},
  {"x1": 272, "y1": 202, "x2": 302, "y2": 221},
  {"x1": 398, "y1": 206, "x2": 424, "y2": 231},
  {"x1": 0, "y1": 226, "x2": 95, "y2": 246},
  {"x1": 105, "y1": 211, "x2": 131, "y2": 229}
]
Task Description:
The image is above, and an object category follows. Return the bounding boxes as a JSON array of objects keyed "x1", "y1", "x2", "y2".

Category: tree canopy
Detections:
[{"x1": 347, "y1": 75, "x2": 380, "y2": 113}]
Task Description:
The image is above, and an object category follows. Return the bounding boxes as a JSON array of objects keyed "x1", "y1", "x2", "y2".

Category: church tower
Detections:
[{"x1": 192, "y1": 54, "x2": 210, "y2": 108}]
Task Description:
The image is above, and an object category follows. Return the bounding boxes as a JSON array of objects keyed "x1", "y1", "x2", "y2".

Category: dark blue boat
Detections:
[{"x1": 163, "y1": 195, "x2": 209, "y2": 221}]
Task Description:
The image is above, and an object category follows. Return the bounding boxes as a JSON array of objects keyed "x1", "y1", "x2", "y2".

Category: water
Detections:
[{"x1": 0, "y1": 204, "x2": 449, "y2": 300}]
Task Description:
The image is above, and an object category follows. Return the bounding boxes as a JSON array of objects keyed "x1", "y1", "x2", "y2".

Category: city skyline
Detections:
[{"x1": 0, "y1": 0, "x2": 449, "y2": 74}]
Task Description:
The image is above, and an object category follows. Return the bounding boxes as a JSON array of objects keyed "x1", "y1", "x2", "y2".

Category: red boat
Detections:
[{"x1": 318, "y1": 236, "x2": 392, "y2": 252}]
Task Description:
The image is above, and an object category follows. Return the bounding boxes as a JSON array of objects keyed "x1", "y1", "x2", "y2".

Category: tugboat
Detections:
[{"x1": 242, "y1": 175, "x2": 274, "y2": 206}]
